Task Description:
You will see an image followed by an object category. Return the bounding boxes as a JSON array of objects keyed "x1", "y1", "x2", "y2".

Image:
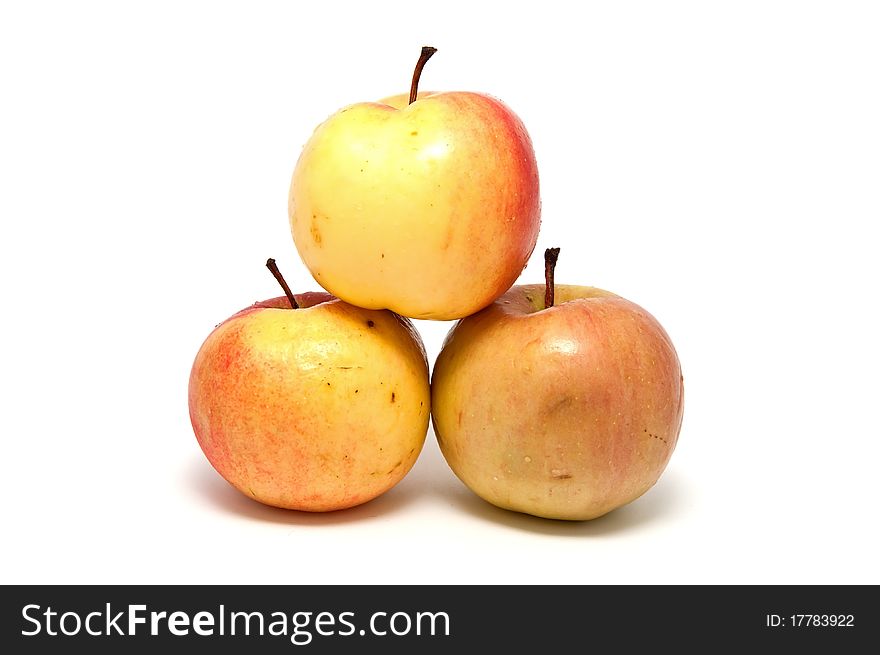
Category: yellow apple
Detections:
[
  {"x1": 431, "y1": 250, "x2": 684, "y2": 520},
  {"x1": 188, "y1": 262, "x2": 430, "y2": 511},
  {"x1": 289, "y1": 47, "x2": 541, "y2": 320}
]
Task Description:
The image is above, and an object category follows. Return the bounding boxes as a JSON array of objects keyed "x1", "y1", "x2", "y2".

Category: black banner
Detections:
[{"x1": 1, "y1": 585, "x2": 875, "y2": 652}]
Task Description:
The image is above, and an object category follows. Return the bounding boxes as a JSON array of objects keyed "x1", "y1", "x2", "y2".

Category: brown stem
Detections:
[
  {"x1": 409, "y1": 46, "x2": 437, "y2": 105},
  {"x1": 265, "y1": 258, "x2": 299, "y2": 309},
  {"x1": 544, "y1": 247, "x2": 560, "y2": 309}
]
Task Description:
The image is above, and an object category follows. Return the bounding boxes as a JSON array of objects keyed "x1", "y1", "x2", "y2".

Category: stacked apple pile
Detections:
[{"x1": 189, "y1": 48, "x2": 684, "y2": 521}]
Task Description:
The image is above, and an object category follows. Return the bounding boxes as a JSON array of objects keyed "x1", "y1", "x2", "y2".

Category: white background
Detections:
[{"x1": 2, "y1": 1, "x2": 878, "y2": 585}]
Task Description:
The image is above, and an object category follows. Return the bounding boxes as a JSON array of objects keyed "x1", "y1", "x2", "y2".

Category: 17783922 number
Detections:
[{"x1": 766, "y1": 614, "x2": 855, "y2": 628}]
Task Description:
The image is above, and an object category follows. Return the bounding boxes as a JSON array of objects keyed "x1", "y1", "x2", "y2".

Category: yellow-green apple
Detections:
[
  {"x1": 431, "y1": 249, "x2": 684, "y2": 520},
  {"x1": 188, "y1": 259, "x2": 430, "y2": 511},
  {"x1": 288, "y1": 47, "x2": 541, "y2": 320}
]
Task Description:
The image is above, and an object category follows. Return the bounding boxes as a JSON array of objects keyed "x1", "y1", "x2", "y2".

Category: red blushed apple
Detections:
[
  {"x1": 431, "y1": 249, "x2": 684, "y2": 521},
  {"x1": 188, "y1": 260, "x2": 430, "y2": 512}
]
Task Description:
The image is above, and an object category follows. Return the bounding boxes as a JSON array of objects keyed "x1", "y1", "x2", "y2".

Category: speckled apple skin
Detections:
[
  {"x1": 189, "y1": 294, "x2": 430, "y2": 511},
  {"x1": 431, "y1": 285, "x2": 684, "y2": 521},
  {"x1": 289, "y1": 91, "x2": 540, "y2": 320}
]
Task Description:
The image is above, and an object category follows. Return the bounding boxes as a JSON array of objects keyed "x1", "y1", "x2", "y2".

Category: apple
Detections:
[
  {"x1": 431, "y1": 249, "x2": 684, "y2": 520},
  {"x1": 288, "y1": 47, "x2": 541, "y2": 320},
  {"x1": 188, "y1": 259, "x2": 431, "y2": 511}
]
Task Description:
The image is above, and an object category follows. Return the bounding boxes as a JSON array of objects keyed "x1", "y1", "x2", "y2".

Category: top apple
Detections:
[{"x1": 288, "y1": 47, "x2": 541, "y2": 320}]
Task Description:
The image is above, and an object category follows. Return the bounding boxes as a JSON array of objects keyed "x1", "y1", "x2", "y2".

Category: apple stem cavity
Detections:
[
  {"x1": 265, "y1": 258, "x2": 299, "y2": 309},
  {"x1": 409, "y1": 46, "x2": 438, "y2": 105},
  {"x1": 544, "y1": 247, "x2": 560, "y2": 309}
]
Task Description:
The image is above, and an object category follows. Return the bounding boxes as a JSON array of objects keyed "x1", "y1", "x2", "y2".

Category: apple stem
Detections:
[
  {"x1": 409, "y1": 46, "x2": 437, "y2": 105},
  {"x1": 544, "y1": 247, "x2": 560, "y2": 309},
  {"x1": 265, "y1": 258, "x2": 299, "y2": 309}
]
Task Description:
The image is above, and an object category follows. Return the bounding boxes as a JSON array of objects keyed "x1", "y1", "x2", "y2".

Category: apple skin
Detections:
[
  {"x1": 431, "y1": 284, "x2": 684, "y2": 521},
  {"x1": 188, "y1": 293, "x2": 430, "y2": 511},
  {"x1": 289, "y1": 91, "x2": 540, "y2": 320}
]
